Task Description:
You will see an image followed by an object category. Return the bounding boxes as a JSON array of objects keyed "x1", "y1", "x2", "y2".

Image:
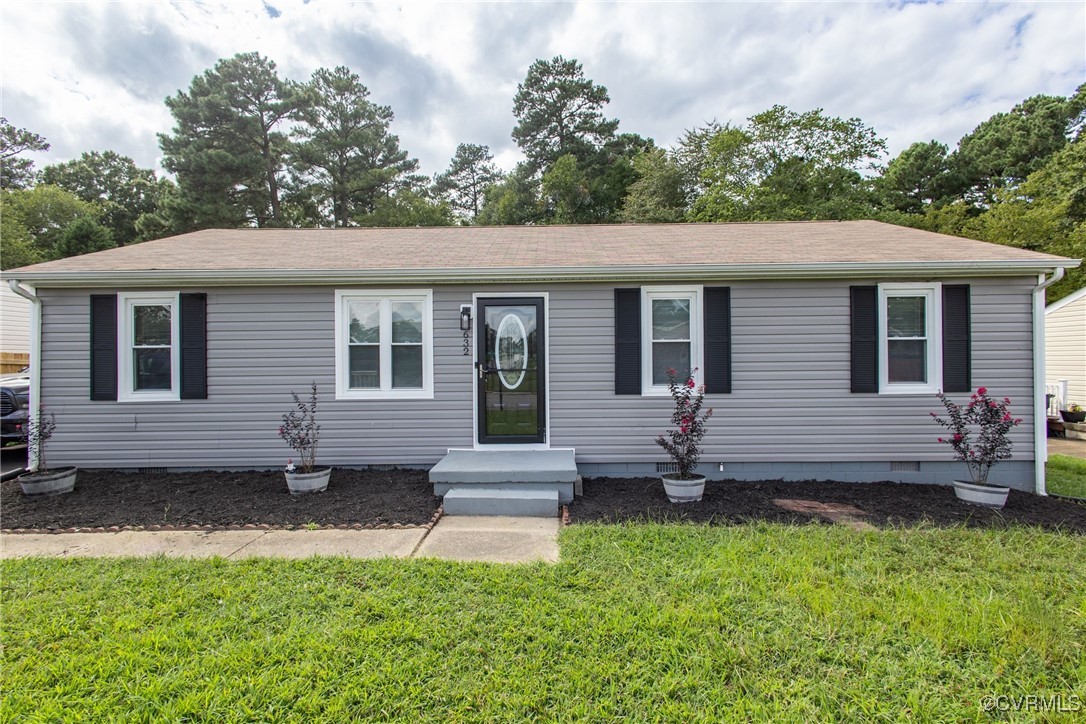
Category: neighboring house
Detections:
[
  {"x1": 1, "y1": 283, "x2": 31, "y2": 370},
  {"x1": 4, "y1": 221, "x2": 1079, "y2": 493},
  {"x1": 1045, "y1": 287, "x2": 1086, "y2": 410}
]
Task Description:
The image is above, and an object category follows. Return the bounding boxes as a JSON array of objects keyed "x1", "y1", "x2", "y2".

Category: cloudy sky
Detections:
[{"x1": 2, "y1": 1, "x2": 1084, "y2": 179}]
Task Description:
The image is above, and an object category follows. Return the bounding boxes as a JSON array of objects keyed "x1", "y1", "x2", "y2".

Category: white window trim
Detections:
[
  {"x1": 118, "y1": 291, "x2": 181, "y2": 402},
  {"x1": 641, "y1": 285, "x2": 704, "y2": 396},
  {"x1": 878, "y1": 282, "x2": 942, "y2": 395},
  {"x1": 334, "y1": 289, "x2": 434, "y2": 400}
]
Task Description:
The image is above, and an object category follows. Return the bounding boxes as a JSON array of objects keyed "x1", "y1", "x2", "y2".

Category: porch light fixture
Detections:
[{"x1": 459, "y1": 304, "x2": 473, "y2": 331}]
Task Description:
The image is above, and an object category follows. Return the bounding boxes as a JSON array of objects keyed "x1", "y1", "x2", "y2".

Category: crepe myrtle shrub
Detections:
[
  {"x1": 931, "y1": 387, "x2": 1022, "y2": 486},
  {"x1": 22, "y1": 409, "x2": 57, "y2": 474},
  {"x1": 278, "y1": 382, "x2": 321, "y2": 474},
  {"x1": 654, "y1": 368, "x2": 714, "y2": 480}
]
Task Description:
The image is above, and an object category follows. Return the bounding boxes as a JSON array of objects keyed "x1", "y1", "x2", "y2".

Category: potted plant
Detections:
[
  {"x1": 278, "y1": 382, "x2": 329, "y2": 494},
  {"x1": 1059, "y1": 403, "x2": 1085, "y2": 424},
  {"x1": 18, "y1": 409, "x2": 77, "y2": 497},
  {"x1": 654, "y1": 368, "x2": 714, "y2": 503},
  {"x1": 931, "y1": 387, "x2": 1022, "y2": 508}
]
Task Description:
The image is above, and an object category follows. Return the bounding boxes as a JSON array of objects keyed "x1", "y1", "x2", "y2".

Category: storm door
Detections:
[{"x1": 476, "y1": 297, "x2": 545, "y2": 444}]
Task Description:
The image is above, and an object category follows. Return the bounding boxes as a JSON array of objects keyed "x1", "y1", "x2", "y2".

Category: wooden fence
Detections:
[{"x1": 0, "y1": 352, "x2": 30, "y2": 374}]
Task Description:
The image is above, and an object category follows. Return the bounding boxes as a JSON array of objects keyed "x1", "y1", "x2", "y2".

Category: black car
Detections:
[{"x1": 1, "y1": 369, "x2": 30, "y2": 446}]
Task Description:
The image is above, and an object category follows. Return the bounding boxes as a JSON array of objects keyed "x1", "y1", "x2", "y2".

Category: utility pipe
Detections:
[
  {"x1": 7, "y1": 279, "x2": 41, "y2": 471},
  {"x1": 1032, "y1": 268, "x2": 1065, "y2": 496}
]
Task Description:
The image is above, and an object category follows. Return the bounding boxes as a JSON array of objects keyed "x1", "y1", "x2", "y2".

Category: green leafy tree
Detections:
[
  {"x1": 477, "y1": 162, "x2": 543, "y2": 226},
  {"x1": 2, "y1": 185, "x2": 99, "y2": 260},
  {"x1": 40, "y1": 151, "x2": 162, "y2": 246},
  {"x1": 875, "y1": 140, "x2": 956, "y2": 214},
  {"x1": 0, "y1": 201, "x2": 43, "y2": 269},
  {"x1": 512, "y1": 56, "x2": 619, "y2": 173},
  {"x1": 433, "y1": 143, "x2": 501, "y2": 222},
  {"x1": 55, "y1": 217, "x2": 116, "y2": 258},
  {"x1": 0, "y1": 118, "x2": 49, "y2": 190},
  {"x1": 160, "y1": 52, "x2": 306, "y2": 230},
  {"x1": 541, "y1": 154, "x2": 592, "y2": 224},
  {"x1": 951, "y1": 88, "x2": 1086, "y2": 205},
  {"x1": 355, "y1": 190, "x2": 454, "y2": 227},
  {"x1": 977, "y1": 138, "x2": 1086, "y2": 301},
  {"x1": 292, "y1": 66, "x2": 419, "y2": 226},
  {"x1": 621, "y1": 148, "x2": 687, "y2": 223},
  {"x1": 691, "y1": 105, "x2": 886, "y2": 221}
]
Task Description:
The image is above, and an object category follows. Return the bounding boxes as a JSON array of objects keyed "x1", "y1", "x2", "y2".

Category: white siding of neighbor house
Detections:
[
  {"x1": 1045, "y1": 290, "x2": 1086, "y2": 407},
  {"x1": 1, "y1": 284, "x2": 31, "y2": 354},
  {"x1": 38, "y1": 278, "x2": 1036, "y2": 473}
]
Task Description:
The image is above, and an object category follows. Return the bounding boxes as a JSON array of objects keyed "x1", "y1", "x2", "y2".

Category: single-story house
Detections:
[
  {"x1": 5, "y1": 220, "x2": 1080, "y2": 497},
  {"x1": 1045, "y1": 287, "x2": 1086, "y2": 412}
]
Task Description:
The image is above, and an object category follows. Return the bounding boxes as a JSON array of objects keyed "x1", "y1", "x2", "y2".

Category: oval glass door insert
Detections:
[{"x1": 495, "y1": 313, "x2": 527, "y2": 389}]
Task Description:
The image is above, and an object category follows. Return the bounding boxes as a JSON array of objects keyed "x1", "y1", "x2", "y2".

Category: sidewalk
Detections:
[{"x1": 0, "y1": 516, "x2": 560, "y2": 564}]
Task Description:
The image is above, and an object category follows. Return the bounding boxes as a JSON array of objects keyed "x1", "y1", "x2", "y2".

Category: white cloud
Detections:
[{"x1": 1, "y1": 0, "x2": 1082, "y2": 179}]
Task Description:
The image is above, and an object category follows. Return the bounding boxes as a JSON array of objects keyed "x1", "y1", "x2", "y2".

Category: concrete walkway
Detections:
[{"x1": 0, "y1": 515, "x2": 560, "y2": 564}]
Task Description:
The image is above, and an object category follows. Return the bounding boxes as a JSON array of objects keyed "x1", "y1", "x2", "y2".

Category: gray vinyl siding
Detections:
[
  {"x1": 39, "y1": 277, "x2": 1037, "y2": 470},
  {"x1": 1045, "y1": 293, "x2": 1085, "y2": 405},
  {"x1": 549, "y1": 278, "x2": 1035, "y2": 464}
]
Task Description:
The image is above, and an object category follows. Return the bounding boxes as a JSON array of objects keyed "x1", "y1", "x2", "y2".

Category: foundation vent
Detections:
[
  {"x1": 136, "y1": 467, "x2": 169, "y2": 475},
  {"x1": 655, "y1": 462, "x2": 679, "y2": 474},
  {"x1": 890, "y1": 462, "x2": 921, "y2": 472}
]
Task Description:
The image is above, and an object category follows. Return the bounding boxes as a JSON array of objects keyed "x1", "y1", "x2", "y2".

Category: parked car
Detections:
[{"x1": 1, "y1": 368, "x2": 30, "y2": 446}]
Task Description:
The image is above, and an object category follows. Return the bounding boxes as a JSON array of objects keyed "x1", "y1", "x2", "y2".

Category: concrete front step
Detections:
[
  {"x1": 442, "y1": 487, "x2": 560, "y2": 517},
  {"x1": 430, "y1": 449, "x2": 578, "y2": 504}
]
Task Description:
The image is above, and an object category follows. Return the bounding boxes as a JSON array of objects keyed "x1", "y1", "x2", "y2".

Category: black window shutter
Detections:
[
  {"x1": 703, "y1": 287, "x2": 732, "y2": 393},
  {"x1": 90, "y1": 294, "x2": 118, "y2": 401},
  {"x1": 614, "y1": 288, "x2": 641, "y2": 395},
  {"x1": 180, "y1": 293, "x2": 208, "y2": 400},
  {"x1": 850, "y1": 286, "x2": 878, "y2": 393},
  {"x1": 942, "y1": 285, "x2": 971, "y2": 393}
]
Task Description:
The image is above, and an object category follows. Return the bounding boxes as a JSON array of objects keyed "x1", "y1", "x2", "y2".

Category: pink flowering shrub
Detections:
[
  {"x1": 278, "y1": 382, "x2": 321, "y2": 473},
  {"x1": 654, "y1": 368, "x2": 713, "y2": 480},
  {"x1": 931, "y1": 386, "x2": 1022, "y2": 486}
]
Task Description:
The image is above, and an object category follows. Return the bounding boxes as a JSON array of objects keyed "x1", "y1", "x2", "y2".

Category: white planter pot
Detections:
[
  {"x1": 662, "y1": 474, "x2": 706, "y2": 504},
  {"x1": 952, "y1": 480, "x2": 1010, "y2": 508},
  {"x1": 19, "y1": 467, "x2": 77, "y2": 497},
  {"x1": 285, "y1": 467, "x2": 331, "y2": 495}
]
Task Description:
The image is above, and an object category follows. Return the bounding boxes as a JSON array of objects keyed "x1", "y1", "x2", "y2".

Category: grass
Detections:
[
  {"x1": 3, "y1": 524, "x2": 1085, "y2": 721},
  {"x1": 1048, "y1": 454, "x2": 1086, "y2": 499}
]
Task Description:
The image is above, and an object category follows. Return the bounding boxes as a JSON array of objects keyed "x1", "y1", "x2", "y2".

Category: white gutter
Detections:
[
  {"x1": 5, "y1": 258, "x2": 1080, "y2": 287},
  {"x1": 7, "y1": 279, "x2": 41, "y2": 472},
  {"x1": 1032, "y1": 267, "x2": 1065, "y2": 496}
]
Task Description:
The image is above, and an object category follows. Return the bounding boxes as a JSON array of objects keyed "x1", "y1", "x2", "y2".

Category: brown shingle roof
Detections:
[{"x1": 5, "y1": 221, "x2": 1077, "y2": 283}]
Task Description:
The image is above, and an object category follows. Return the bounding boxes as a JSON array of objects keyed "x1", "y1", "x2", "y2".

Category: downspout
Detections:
[
  {"x1": 1032, "y1": 268, "x2": 1065, "y2": 496},
  {"x1": 7, "y1": 279, "x2": 41, "y2": 471}
]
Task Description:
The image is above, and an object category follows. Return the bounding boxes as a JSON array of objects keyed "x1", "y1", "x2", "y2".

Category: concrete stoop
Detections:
[
  {"x1": 429, "y1": 448, "x2": 576, "y2": 516},
  {"x1": 443, "y1": 487, "x2": 560, "y2": 517}
]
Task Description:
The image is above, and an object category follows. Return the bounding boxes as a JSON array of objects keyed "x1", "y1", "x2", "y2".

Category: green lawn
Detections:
[
  {"x1": 3, "y1": 524, "x2": 1085, "y2": 721},
  {"x1": 1048, "y1": 454, "x2": 1086, "y2": 499}
]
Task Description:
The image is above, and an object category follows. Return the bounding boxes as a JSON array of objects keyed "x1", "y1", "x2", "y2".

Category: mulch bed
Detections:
[
  {"x1": 1, "y1": 468, "x2": 442, "y2": 532},
  {"x1": 4, "y1": 469, "x2": 1085, "y2": 534},
  {"x1": 569, "y1": 477, "x2": 1086, "y2": 533}
]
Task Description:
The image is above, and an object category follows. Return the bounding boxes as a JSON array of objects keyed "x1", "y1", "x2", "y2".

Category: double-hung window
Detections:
[
  {"x1": 641, "y1": 286, "x2": 703, "y2": 395},
  {"x1": 878, "y1": 282, "x2": 942, "y2": 394},
  {"x1": 335, "y1": 290, "x2": 433, "y2": 399},
  {"x1": 119, "y1": 292, "x2": 180, "y2": 401}
]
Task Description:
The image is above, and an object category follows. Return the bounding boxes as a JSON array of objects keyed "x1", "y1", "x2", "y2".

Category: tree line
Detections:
[{"x1": 2, "y1": 52, "x2": 1083, "y2": 299}]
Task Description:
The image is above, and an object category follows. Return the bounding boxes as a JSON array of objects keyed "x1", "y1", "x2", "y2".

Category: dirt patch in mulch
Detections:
[
  {"x1": 569, "y1": 477, "x2": 1086, "y2": 533},
  {"x1": 1, "y1": 468, "x2": 441, "y2": 531}
]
